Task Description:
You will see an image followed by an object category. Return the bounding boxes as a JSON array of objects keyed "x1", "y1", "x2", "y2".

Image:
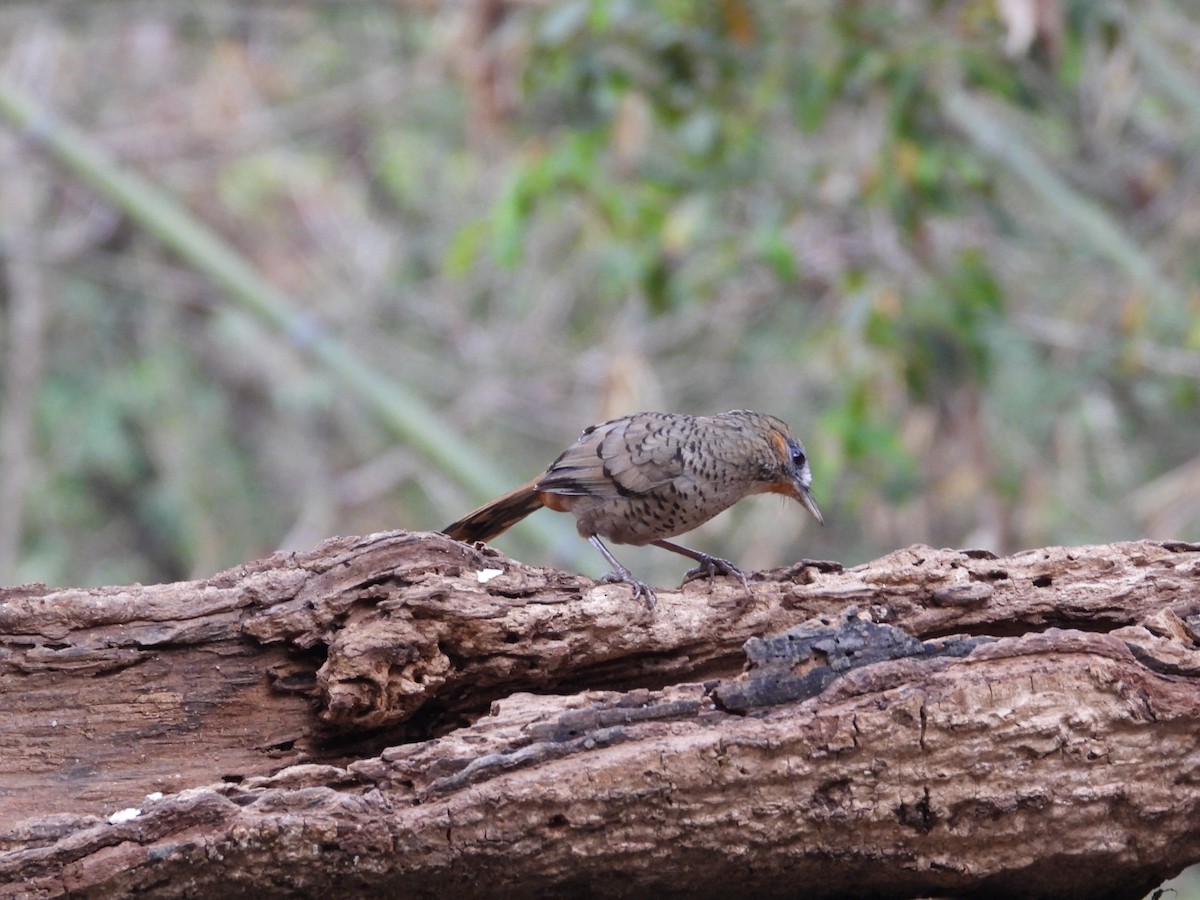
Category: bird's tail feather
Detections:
[{"x1": 442, "y1": 479, "x2": 545, "y2": 544}]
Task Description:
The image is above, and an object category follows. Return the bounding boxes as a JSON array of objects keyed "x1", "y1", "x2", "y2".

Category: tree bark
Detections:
[{"x1": 2, "y1": 532, "x2": 1199, "y2": 898}]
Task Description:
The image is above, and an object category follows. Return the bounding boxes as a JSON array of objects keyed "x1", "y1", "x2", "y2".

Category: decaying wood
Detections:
[{"x1": 2, "y1": 533, "x2": 1200, "y2": 898}]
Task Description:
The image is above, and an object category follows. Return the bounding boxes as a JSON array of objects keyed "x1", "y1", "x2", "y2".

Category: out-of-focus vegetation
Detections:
[{"x1": 1, "y1": 1, "x2": 1199, "y2": 592}]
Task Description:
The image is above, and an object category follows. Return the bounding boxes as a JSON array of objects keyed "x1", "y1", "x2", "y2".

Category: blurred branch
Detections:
[
  {"x1": 0, "y1": 142, "x2": 46, "y2": 584},
  {"x1": 1119, "y1": 6, "x2": 1200, "y2": 126},
  {"x1": 103, "y1": 64, "x2": 413, "y2": 163},
  {"x1": 1018, "y1": 312, "x2": 1200, "y2": 379},
  {"x1": 942, "y1": 90, "x2": 1187, "y2": 311},
  {"x1": 0, "y1": 77, "x2": 562, "y2": 556},
  {"x1": 1131, "y1": 454, "x2": 1200, "y2": 537}
]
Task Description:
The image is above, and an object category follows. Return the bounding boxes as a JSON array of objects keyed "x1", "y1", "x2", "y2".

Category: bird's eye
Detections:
[{"x1": 790, "y1": 446, "x2": 806, "y2": 467}]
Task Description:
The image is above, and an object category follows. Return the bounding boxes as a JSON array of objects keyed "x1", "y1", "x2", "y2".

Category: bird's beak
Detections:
[
  {"x1": 798, "y1": 484, "x2": 824, "y2": 526},
  {"x1": 770, "y1": 475, "x2": 824, "y2": 526}
]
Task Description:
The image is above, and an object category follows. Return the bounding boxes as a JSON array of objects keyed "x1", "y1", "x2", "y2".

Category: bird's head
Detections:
[{"x1": 753, "y1": 414, "x2": 824, "y2": 526}]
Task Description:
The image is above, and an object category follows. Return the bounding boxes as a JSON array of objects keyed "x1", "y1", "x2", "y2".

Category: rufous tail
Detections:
[{"x1": 442, "y1": 478, "x2": 545, "y2": 544}]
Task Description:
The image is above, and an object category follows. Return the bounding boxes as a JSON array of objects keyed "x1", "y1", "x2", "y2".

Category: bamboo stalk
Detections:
[
  {"x1": 0, "y1": 78, "x2": 566, "y2": 559},
  {"x1": 942, "y1": 89, "x2": 1186, "y2": 311}
]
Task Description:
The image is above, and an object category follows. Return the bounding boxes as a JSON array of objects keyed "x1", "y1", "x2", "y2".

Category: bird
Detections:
[{"x1": 442, "y1": 410, "x2": 823, "y2": 609}]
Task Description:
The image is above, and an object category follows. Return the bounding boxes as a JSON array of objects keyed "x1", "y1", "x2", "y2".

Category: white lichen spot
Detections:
[
  {"x1": 108, "y1": 807, "x2": 141, "y2": 824},
  {"x1": 145, "y1": 792, "x2": 163, "y2": 801},
  {"x1": 476, "y1": 568, "x2": 504, "y2": 583}
]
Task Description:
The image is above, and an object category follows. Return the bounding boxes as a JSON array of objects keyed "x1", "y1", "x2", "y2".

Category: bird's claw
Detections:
[
  {"x1": 682, "y1": 554, "x2": 752, "y2": 594},
  {"x1": 601, "y1": 570, "x2": 657, "y2": 611}
]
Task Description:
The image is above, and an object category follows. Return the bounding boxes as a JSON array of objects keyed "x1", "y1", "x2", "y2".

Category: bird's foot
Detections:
[
  {"x1": 681, "y1": 554, "x2": 752, "y2": 596},
  {"x1": 601, "y1": 569, "x2": 657, "y2": 611},
  {"x1": 588, "y1": 535, "x2": 657, "y2": 611}
]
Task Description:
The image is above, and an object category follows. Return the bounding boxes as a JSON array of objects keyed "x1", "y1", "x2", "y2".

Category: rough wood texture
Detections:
[{"x1": 2, "y1": 533, "x2": 1200, "y2": 898}]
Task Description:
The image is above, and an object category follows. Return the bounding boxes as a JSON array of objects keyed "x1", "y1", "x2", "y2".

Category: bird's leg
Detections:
[
  {"x1": 588, "y1": 535, "x2": 656, "y2": 611},
  {"x1": 650, "y1": 539, "x2": 752, "y2": 594}
]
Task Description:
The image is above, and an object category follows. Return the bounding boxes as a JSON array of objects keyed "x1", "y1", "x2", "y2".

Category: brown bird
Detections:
[{"x1": 442, "y1": 410, "x2": 823, "y2": 609}]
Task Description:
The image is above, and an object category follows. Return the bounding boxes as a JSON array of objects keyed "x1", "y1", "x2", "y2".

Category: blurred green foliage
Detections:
[{"x1": 0, "y1": 0, "x2": 1199, "y2": 593}]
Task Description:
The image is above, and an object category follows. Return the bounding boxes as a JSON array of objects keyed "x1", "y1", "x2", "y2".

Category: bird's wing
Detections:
[{"x1": 536, "y1": 413, "x2": 689, "y2": 499}]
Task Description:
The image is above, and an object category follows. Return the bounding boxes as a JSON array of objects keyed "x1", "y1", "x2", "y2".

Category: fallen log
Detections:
[{"x1": 1, "y1": 533, "x2": 1198, "y2": 898}]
